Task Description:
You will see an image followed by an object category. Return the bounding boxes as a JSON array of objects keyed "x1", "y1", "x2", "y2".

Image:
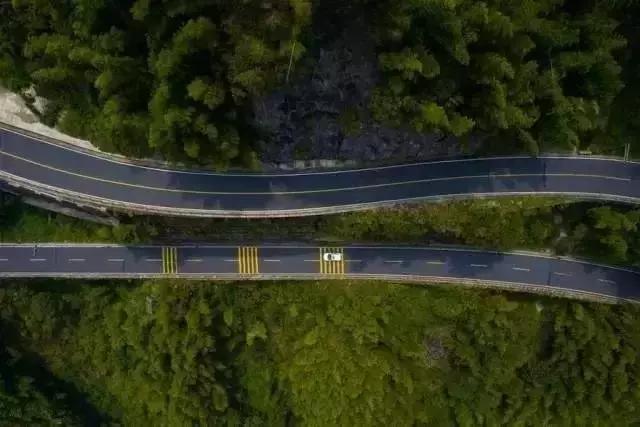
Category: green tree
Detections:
[
  {"x1": 368, "y1": 0, "x2": 626, "y2": 153},
  {"x1": 0, "y1": 0, "x2": 311, "y2": 166},
  {"x1": 575, "y1": 206, "x2": 640, "y2": 264}
]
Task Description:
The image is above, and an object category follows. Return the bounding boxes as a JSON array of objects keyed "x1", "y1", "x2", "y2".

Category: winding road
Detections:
[
  {"x1": 1, "y1": 244, "x2": 638, "y2": 303},
  {"x1": 1, "y1": 125, "x2": 639, "y2": 301},
  {"x1": 1, "y1": 125, "x2": 639, "y2": 217}
]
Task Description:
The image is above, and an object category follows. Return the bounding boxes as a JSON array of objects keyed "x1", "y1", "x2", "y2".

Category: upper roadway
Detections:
[
  {"x1": 1, "y1": 125, "x2": 639, "y2": 217},
  {"x1": 1, "y1": 244, "x2": 638, "y2": 303}
]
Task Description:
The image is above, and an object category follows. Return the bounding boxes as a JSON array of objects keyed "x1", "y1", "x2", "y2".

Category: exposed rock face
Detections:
[{"x1": 252, "y1": 18, "x2": 479, "y2": 166}]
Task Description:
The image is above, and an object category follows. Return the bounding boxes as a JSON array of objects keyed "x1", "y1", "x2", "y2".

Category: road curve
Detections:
[
  {"x1": 0, "y1": 244, "x2": 638, "y2": 303},
  {"x1": 1, "y1": 125, "x2": 640, "y2": 217}
]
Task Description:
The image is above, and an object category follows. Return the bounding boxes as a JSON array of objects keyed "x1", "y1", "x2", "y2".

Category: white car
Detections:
[{"x1": 323, "y1": 252, "x2": 342, "y2": 262}]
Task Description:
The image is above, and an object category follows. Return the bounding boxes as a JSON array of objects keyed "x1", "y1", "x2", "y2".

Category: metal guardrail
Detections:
[
  {"x1": 0, "y1": 271, "x2": 633, "y2": 305},
  {"x1": 3, "y1": 169, "x2": 640, "y2": 218},
  {"x1": 1, "y1": 121, "x2": 639, "y2": 218}
]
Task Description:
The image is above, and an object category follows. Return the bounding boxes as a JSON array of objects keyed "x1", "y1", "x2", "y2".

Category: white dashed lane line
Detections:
[
  {"x1": 145, "y1": 258, "x2": 162, "y2": 262},
  {"x1": 598, "y1": 279, "x2": 617, "y2": 285},
  {"x1": 263, "y1": 259, "x2": 281, "y2": 262},
  {"x1": 512, "y1": 267, "x2": 531, "y2": 272},
  {"x1": 553, "y1": 272, "x2": 572, "y2": 277},
  {"x1": 186, "y1": 258, "x2": 203, "y2": 262},
  {"x1": 108, "y1": 258, "x2": 124, "y2": 262},
  {"x1": 0, "y1": 258, "x2": 8, "y2": 262},
  {"x1": 68, "y1": 258, "x2": 86, "y2": 262},
  {"x1": 30, "y1": 258, "x2": 47, "y2": 262},
  {"x1": 427, "y1": 261, "x2": 445, "y2": 265},
  {"x1": 470, "y1": 264, "x2": 488, "y2": 268}
]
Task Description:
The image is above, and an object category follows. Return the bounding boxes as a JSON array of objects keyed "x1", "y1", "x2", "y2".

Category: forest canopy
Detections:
[
  {"x1": 366, "y1": 0, "x2": 631, "y2": 154},
  {"x1": 1, "y1": 0, "x2": 639, "y2": 166},
  {"x1": 0, "y1": 281, "x2": 640, "y2": 426},
  {"x1": 0, "y1": 280, "x2": 638, "y2": 426},
  {"x1": 0, "y1": 0, "x2": 311, "y2": 166}
]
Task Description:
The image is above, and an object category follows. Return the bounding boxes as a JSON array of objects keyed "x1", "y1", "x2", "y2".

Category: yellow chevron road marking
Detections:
[
  {"x1": 162, "y1": 247, "x2": 178, "y2": 274},
  {"x1": 319, "y1": 247, "x2": 344, "y2": 275},
  {"x1": 238, "y1": 247, "x2": 259, "y2": 275}
]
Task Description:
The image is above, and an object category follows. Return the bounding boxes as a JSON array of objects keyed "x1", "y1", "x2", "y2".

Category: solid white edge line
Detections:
[
  {"x1": 4, "y1": 124, "x2": 637, "y2": 176},
  {"x1": 2, "y1": 150, "x2": 631, "y2": 195},
  {"x1": 2, "y1": 169, "x2": 639, "y2": 217}
]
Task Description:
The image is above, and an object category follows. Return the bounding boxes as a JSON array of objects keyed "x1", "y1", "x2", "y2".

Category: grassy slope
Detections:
[
  {"x1": 2, "y1": 194, "x2": 638, "y2": 267},
  {"x1": 0, "y1": 196, "x2": 138, "y2": 243},
  {"x1": 1, "y1": 193, "x2": 567, "y2": 247}
]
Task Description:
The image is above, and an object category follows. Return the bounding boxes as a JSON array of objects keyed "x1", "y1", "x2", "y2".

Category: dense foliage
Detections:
[
  {"x1": 5, "y1": 195, "x2": 640, "y2": 267},
  {"x1": 324, "y1": 200, "x2": 640, "y2": 266},
  {"x1": 0, "y1": 193, "x2": 139, "y2": 242},
  {"x1": 0, "y1": 353, "x2": 84, "y2": 425},
  {"x1": 0, "y1": 280, "x2": 638, "y2": 425},
  {"x1": 0, "y1": 303, "x2": 98, "y2": 425},
  {"x1": 2, "y1": 1, "x2": 640, "y2": 165},
  {"x1": 362, "y1": 0, "x2": 631, "y2": 154},
  {"x1": 0, "y1": 0, "x2": 310, "y2": 166}
]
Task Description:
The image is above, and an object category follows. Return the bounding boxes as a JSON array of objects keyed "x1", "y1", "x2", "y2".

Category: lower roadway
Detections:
[
  {"x1": 1, "y1": 244, "x2": 638, "y2": 303},
  {"x1": 1, "y1": 125, "x2": 640, "y2": 217}
]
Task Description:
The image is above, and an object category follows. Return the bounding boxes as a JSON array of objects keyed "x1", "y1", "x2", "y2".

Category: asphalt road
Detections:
[
  {"x1": 1, "y1": 126, "x2": 639, "y2": 217},
  {"x1": 1, "y1": 244, "x2": 638, "y2": 302}
]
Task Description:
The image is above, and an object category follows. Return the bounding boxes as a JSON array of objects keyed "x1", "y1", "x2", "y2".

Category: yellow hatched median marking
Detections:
[
  {"x1": 162, "y1": 247, "x2": 178, "y2": 274},
  {"x1": 319, "y1": 247, "x2": 345, "y2": 275},
  {"x1": 238, "y1": 247, "x2": 259, "y2": 274}
]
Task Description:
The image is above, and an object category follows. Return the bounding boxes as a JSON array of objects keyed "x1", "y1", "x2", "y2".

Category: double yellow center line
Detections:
[
  {"x1": 319, "y1": 247, "x2": 345, "y2": 275},
  {"x1": 162, "y1": 247, "x2": 178, "y2": 274},
  {"x1": 238, "y1": 247, "x2": 259, "y2": 274}
]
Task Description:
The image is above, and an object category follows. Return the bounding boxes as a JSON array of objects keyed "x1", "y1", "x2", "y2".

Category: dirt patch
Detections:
[
  {"x1": 0, "y1": 86, "x2": 98, "y2": 151},
  {"x1": 252, "y1": 14, "x2": 480, "y2": 165}
]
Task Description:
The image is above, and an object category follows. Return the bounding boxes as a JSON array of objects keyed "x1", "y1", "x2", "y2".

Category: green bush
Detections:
[{"x1": 0, "y1": 280, "x2": 638, "y2": 425}]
